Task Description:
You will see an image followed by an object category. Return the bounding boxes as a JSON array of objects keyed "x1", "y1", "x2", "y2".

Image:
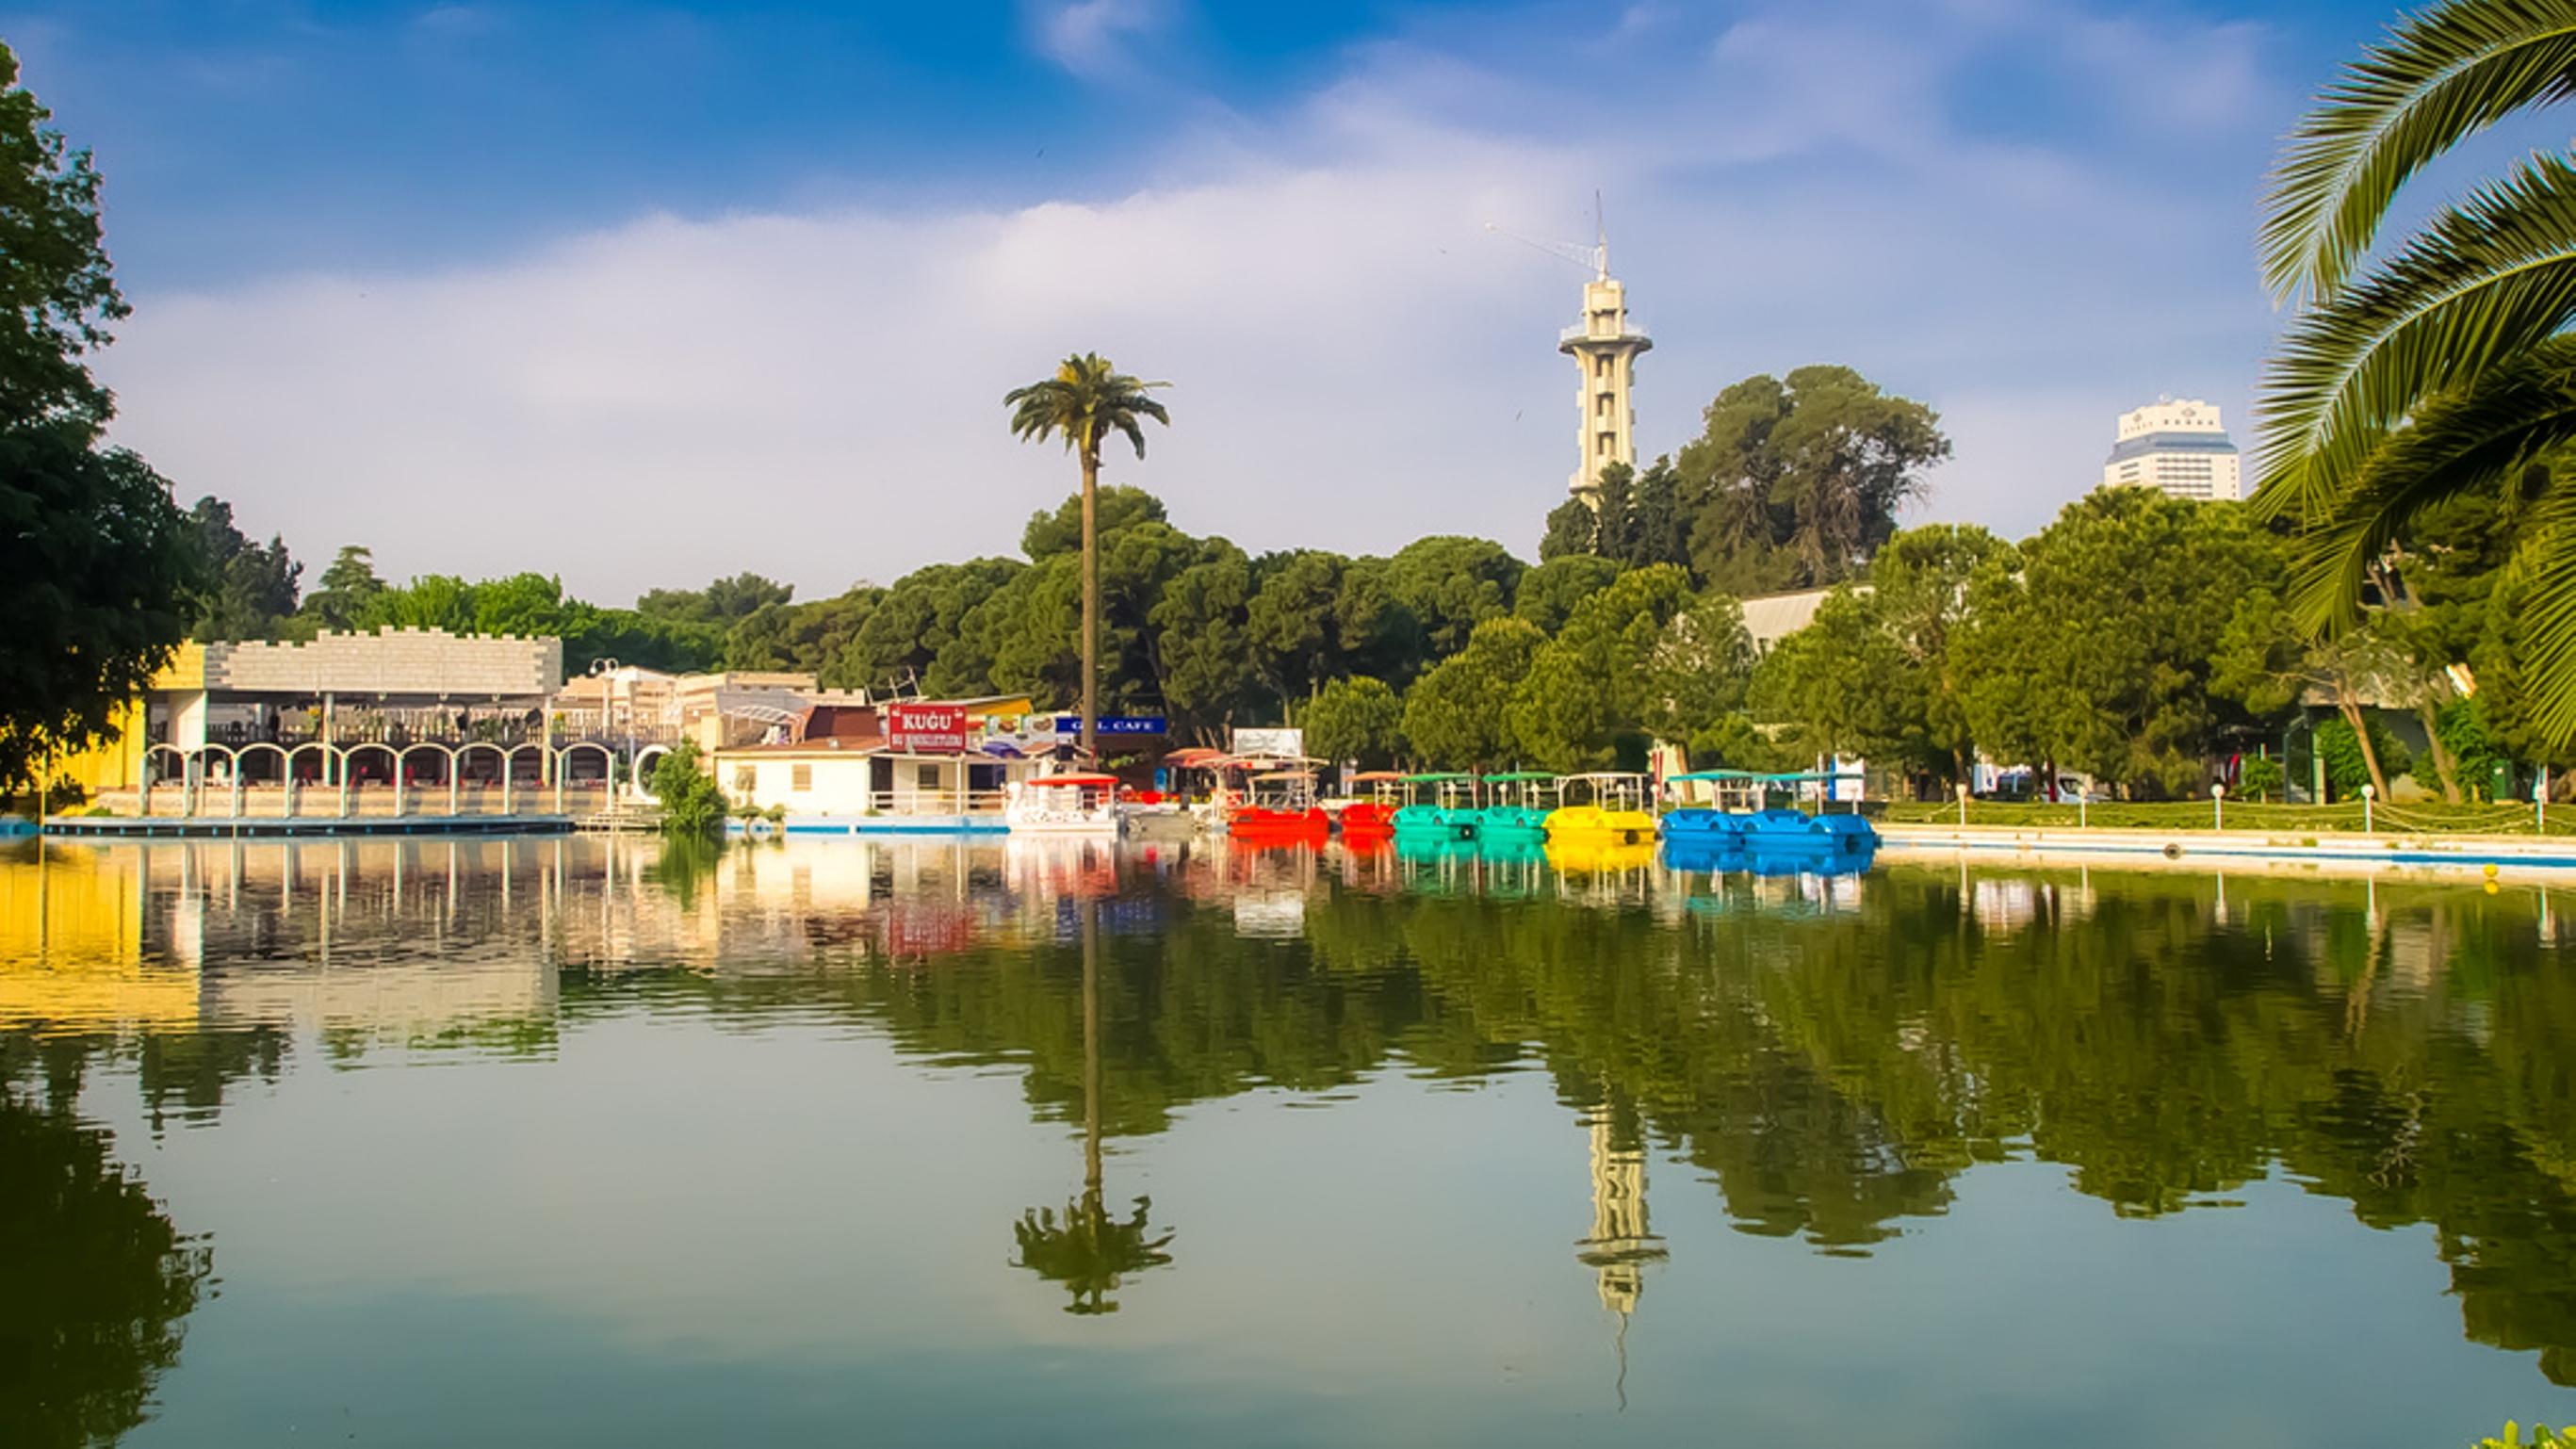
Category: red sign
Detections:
[{"x1": 886, "y1": 703, "x2": 970, "y2": 754}]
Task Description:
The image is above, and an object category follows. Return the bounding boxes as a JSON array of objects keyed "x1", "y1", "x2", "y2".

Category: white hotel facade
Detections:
[{"x1": 2102, "y1": 398, "x2": 2243, "y2": 501}]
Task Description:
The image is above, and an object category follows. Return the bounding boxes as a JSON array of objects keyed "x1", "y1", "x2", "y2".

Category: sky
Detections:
[{"x1": 0, "y1": 0, "x2": 2454, "y2": 603}]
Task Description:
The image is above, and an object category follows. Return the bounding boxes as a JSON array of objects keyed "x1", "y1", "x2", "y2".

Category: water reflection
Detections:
[
  {"x1": 0, "y1": 1050, "x2": 213, "y2": 1449},
  {"x1": 4, "y1": 832, "x2": 2576, "y2": 1430},
  {"x1": 1011, "y1": 900, "x2": 1176, "y2": 1315}
]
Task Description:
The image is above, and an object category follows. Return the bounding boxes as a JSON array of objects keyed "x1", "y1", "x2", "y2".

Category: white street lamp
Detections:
[
  {"x1": 2360, "y1": 782, "x2": 2376, "y2": 835},
  {"x1": 2211, "y1": 781, "x2": 2225, "y2": 832}
]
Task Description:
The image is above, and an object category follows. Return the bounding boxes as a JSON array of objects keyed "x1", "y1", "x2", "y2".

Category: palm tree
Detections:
[
  {"x1": 2254, "y1": 0, "x2": 2576, "y2": 742},
  {"x1": 1004, "y1": 355, "x2": 1170, "y2": 758}
]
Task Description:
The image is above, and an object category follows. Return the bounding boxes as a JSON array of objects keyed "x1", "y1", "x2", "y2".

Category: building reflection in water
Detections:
[{"x1": 4, "y1": 838, "x2": 2575, "y2": 1386}]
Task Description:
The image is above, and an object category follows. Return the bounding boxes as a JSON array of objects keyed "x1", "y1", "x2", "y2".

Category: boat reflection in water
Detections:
[{"x1": 5, "y1": 832, "x2": 2576, "y2": 1444}]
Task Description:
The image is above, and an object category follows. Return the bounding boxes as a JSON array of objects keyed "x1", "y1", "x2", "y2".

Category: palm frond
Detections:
[
  {"x1": 2287, "y1": 335, "x2": 2576, "y2": 634},
  {"x1": 2262, "y1": 0, "x2": 2576, "y2": 304},
  {"x1": 2509, "y1": 466, "x2": 2576, "y2": 737},
  {"x1": 1003, "y1": 353, "x2": 1170, "y2": 458},
  {"x1": 2253, "y1": 152, "x2": 2576, "y2": 516}
]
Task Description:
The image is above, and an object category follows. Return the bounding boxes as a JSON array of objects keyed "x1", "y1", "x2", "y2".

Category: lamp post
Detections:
[
  {"x1": 1956, "y1": 781, "x2": 1970, "y2": 828},
  {"x1": 2211, "y1": 781, "x2": 2225, "y2": 833},
  {"x1": 2360, "y1": 782, "x2": 2375, "y2": 835}
]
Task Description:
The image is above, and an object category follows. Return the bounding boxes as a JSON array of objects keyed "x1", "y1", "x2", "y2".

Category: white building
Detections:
[{"x1": 2103, "y1": 398, "x2": 2242, "y2": 501}]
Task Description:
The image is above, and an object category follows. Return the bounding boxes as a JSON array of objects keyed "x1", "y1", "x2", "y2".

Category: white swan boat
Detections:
[{"x1": 1004, "y1": 773, "x2": 1127, "y2": 835}]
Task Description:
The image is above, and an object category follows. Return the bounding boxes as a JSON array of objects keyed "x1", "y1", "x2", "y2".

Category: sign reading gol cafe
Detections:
[{"x1": 886, "y1": 702, "x2": 970, "y2": 753}]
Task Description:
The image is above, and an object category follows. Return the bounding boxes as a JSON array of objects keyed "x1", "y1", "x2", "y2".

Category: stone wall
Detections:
[{"x1": 200, "y1": 628, "x2": 562, "y2": 697}]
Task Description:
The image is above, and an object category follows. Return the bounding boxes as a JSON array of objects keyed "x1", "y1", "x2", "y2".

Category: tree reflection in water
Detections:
[
  {"x1": 10, "y1": 838, "x2": 2576, "y2": 1384},
  {"x1": 1011, "y1": 897, "x2": 1175, "y2": 1314},
  {"x1": 0, "y1": 1048, "x2": 213, "y2": 1448}
]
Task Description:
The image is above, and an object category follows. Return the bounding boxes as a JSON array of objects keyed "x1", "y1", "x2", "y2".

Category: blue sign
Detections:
[{"x1": 1053, "y1": 714, "x2": 1168, "y2": 736}]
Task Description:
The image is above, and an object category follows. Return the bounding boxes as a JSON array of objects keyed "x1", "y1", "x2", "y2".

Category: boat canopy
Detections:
[
  {"x1": 1028, "y1": 773, "x2": 1118, "y2": 787},
  {"x1": 1400, "y1": 772, "x2": 1475, "y2": 784},
  {"x1": 1564, "y1": 771, "x2": 1647, "y2": 783},
  {"x1": 1481, "y1": 771, "x2": 1557, "y2": 783},
  {"x1": 1252, "y1": 771, "x2": 1317, "y2": 783},
  {"x1": 1165, "y1": 747, "x2": 1227, "y2": 767},
  {"x1": 1348, "y1": 770, "x2": 1409, "y2": 783}
]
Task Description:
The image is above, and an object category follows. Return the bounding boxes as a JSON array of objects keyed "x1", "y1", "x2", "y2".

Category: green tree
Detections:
[
  {"x1": 1384, "y1": 535, "x2": 1523, "y2": 664},
  {"x1": 1955, "y1": 489, "x2": 2281, "y2": 797},
  {"x1": 1246, "y1": 550, "x2": 1347, "y2": 712},
  {"x1": 1005, "y1": 354, "x2": 1170, "y2": 757},
  {"x1": 1303, "y1": 676, "x2": 1406, "y2": 769},
  {"x1": 0, "y1": 43, "x2": 123, "y2": 432},
  {"x1": 1402, "y1": 615, "x2": 1546, "y2": 769},
  {"x1": 1540, "y1": 496, "x2": 1597, "y2": 562},
  {"x1": 0, "y1": 428, "x2": 201, "y2": 794},
  {"x1": 1672, "y1": 366, "x2": 1949, "y2": 594},
  {"x1": 2254, "y1": 0, "x2": 2576, "y2": 745},
  {"x1": 723, "y1": 587, "x2": 881, "y2": 676},
  {"x1": 1755, "y1": 525, "x2": 2007, "y2": 790},
  {"x1": 844, "y1": 558, "x2": 1023, "y2": 697},
  {"x1": 183, "y1": 496, "x2": 300, "y2": 641},
  {"x1": 1022, "y1": 485, "x2": 1167, "y2": 560},
  {"x1": 2213, "y1": 587, "x2": 2403, "y2": 798},
  {"x1": 1150, "y1": 541, "x2": 1261, "y2": 739},
  {"x1": 1514, "y1": 554, "x2": 1621, "y2": 633},
  {"x1": 649, "y1": 739, "x2": 729, "y2": 838},
  {"x1": 1508, "y1": 564, "x2": 1693, "y2": 772},
  {"x1": 300, "y1": 545, "x2": 385, "y2": 633},
  {"x1": 1753, "y1": 586, "x2": 1919, "y2": 772},
  {"x1": 1646, "y1": 591, "x2": 1755, "y2": 761}
]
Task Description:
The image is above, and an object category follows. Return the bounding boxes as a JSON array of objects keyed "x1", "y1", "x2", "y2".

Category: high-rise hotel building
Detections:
[{"x1": 2102, "y1": 399, "x2": 2242, "y2": 501}]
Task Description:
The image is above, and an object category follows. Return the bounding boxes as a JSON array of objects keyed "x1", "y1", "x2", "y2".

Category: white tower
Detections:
[
  {"x1": 1559, "y1": 252, "x2": 1653, "y2": 501},
  {"x1": 1491, "y1": 202, "x2": 1653, "y2": 503}
]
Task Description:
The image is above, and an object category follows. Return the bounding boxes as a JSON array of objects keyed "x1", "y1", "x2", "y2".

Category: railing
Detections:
[{"x1": 1559, "y1": 319, "x2": 1650, "y2": 345}]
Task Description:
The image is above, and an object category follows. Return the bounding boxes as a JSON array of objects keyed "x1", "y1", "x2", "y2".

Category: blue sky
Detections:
[{"x1": 0, "y1": 0, "x2": 2463, "y2": 599}]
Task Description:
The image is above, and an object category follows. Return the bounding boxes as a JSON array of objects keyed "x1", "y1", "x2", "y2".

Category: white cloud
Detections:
[
  {"x1": 96, "y1": 0, "x2": 2291, "y2": 602},
  {"x1": 1032, "y1": 0, "x2": 1167, "y2": 81}
]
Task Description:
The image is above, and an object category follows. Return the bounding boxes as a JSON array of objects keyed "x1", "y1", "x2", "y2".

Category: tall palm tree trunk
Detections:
[{"x1": 1081, "y1": 438, "x2": 1101, "y2": 761}]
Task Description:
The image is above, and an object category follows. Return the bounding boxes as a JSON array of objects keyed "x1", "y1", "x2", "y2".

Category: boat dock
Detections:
[{"x1": 41, "y1": 813, "x2": 578, "y2": 839}]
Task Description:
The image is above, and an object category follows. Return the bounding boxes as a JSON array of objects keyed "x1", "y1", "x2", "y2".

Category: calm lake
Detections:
[{"x1": 6, "y1": 834, "x2": 2575, "y2": 1447}]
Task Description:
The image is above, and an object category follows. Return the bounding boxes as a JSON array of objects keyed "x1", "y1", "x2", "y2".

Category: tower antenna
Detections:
[{"x1": 1594, "y1": 188, "x2": 1608, "y2": 282}]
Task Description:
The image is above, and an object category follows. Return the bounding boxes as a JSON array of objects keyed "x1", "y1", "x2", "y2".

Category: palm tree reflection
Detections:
[{"x1": 1011, "y1": 899, "x2": 1174, "y2": 1314}]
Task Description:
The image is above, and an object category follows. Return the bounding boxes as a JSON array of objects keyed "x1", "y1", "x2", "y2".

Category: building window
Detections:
[
  {"x1": 791, "y1": 763, "x2": 812, "y2": 792},
  {"x1": 732, "y1": 767, "x2": 755, "y2": 795},
  {"x1": 917, "y1": 764, "x2": 941, "y2": 791}
]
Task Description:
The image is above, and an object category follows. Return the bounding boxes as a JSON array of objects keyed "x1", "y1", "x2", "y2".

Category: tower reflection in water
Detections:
[{"x1": 5, "y1": 833, "x2": 2576, "y2": 1407}]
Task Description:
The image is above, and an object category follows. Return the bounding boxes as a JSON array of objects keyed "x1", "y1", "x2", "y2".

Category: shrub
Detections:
[
  {"x1": 2238, "y1": 755, "x2": 2286, "y2": 802},
  {"x1": 2477, "y1": 1425, "x2": 2574, "y2": 1448},
  {"x1": 648, "y1": 741, "x2": 728, "y2": 838},
  {"x1": 2317, "y1": 716, "x2": 2411, "y2": 799}
]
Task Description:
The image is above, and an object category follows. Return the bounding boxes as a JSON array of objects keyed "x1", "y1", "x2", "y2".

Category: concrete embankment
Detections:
[{"x1": 1877, "y1": 822, "x2": 2576, "y2": 879}]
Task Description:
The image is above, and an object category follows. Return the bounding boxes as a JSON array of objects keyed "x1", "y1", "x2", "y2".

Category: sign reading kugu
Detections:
[{"x1": 886, "y1": 703, "x2": 970, "y2": 754}]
